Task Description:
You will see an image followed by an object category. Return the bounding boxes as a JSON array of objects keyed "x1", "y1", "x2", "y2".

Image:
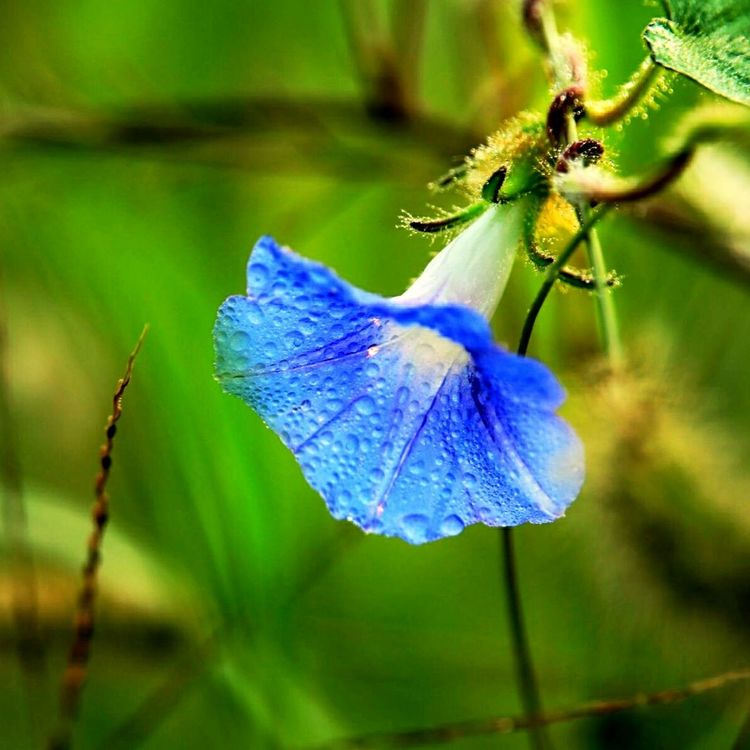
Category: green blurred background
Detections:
[{"x1": 2, "y1": 1, "x2": 750, "y2": 748}]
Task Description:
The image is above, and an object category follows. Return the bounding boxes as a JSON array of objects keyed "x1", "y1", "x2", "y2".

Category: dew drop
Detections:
[
  {"x1": 440, "y1": 515, "x2": 464, "y2": 537},
  {"x1": 400, "y1": 514, "x2": 430, "y2": 544},
  {"x1": 478, "y1": 506, "x2": 493, "y2": 521},
  {"x1": 293, "y1": 294, "x2": 310, "y2": 310},
  {"x1": 355, "y1": 395, "x2": 376, "y2": 415},
  {"x1": 230, "y1": 331, "x2": 251, "y2": 352},
  {"x1": 246, "y1": 303, "x2": 263, "y2": 324},
  {"x1": 408, "y1": 460, "x2": 424, "y2": 477},
  {"x1": 286, "y1": 330, "x2": 304, "y2": 348},
  {"x1": 299, "y1": 317, "x2": 315, "y2": 335},
  {"x1": 326, "y1": 397, "x2": 344, "y2": 413},
  {"x1": 344, "y1": 435, "x2": 360, "y2": 452},
  {"x1": 248, "y1": 263, "x2": 269, "y2": 288}
]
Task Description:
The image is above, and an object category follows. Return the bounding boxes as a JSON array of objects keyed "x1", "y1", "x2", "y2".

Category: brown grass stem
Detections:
[
  {"x1": 48, "y1": 325, "x2": 149, "y2": 750},
  {"x1": 309, "y1": 667, "x2": 750, "y2": 749}
]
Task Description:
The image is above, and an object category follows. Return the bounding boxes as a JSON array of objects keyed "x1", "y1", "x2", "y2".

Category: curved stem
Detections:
[
  {"x1": 582, "y1": 150, "x2": 693, "y2": 204},
  {"x1": 500, "y1": 529, "x2": 549, "y2": 750},
  {"x1": 405, "y1": 201, "x2": 486, "y2": 234},
  {"x1": 585, "y1": 58, "x2": 661, "y2": 126},
  {"x1": 518, "y1": 204, "x2": 613, "y2": 356}
]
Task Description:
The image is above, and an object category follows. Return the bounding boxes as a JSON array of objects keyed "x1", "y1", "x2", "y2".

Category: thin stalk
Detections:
[
  {"x1": 580, "y1": 151, "x2": 693, "y2": 204},
  {"x1": 585, "y1": 58, "x2": 661, "y2": 126},
  {"x1": 518, "y1": 205, "x2": 613, "y2": 356},
  {"x1": 48, "y1": 326, "x2": 148, "y2": 750},
  {"x1": 565, "y1": 110, "x2": 623, "y2": 368},
  {"x1": 578, "y1": 202, "x2": 623, "y2": 367},
  {"x1": 311, "y1": 666, "x2": 750, "y2": 749},
  {"x1": 500, "y1": 529, "x2": 549, "y2": 750}
]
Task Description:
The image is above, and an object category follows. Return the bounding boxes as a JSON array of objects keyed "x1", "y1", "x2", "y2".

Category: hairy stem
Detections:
[
  {"x1": 585, "y1": 58, "x2": 661, "y2": 126},
  {"x1": 582, "y1": 151, "x2": 693, "y2": 204}
]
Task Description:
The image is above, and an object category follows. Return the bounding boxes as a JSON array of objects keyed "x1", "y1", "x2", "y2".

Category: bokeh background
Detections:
[{"x1": 2, "y1": 1, "x2": 750, "y2": 748}]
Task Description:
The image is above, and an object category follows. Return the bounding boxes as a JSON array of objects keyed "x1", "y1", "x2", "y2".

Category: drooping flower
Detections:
[{"x1": 214, "y1": 200, "x2": 583, "y2": 544}]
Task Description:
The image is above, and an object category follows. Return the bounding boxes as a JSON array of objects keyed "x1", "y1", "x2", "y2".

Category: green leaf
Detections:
[{"x1": 643, "y1": 0, "x2": 750, "y2": 106}]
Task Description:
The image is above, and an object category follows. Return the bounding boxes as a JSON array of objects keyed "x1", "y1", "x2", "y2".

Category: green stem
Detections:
[
  {"x1": 500, "y1": 529, "x2": 549, "y2": 750},
  {"x1": 518, "y1": 205, "x2": 613, "y2": 356},
  {"x1": 585, "y1": 58, "x2": 661, "y2": 126},
  {"x1": 565, "y1": 108, "x2": 623, "y2": 367},
  {"x1": 578, "y1": 203, "x2": 623, "y2": 367}
]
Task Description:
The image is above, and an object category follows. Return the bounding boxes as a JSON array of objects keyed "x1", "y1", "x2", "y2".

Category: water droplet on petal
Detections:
[
  {"x1": 286, "y1": 330, "x2": 304, "y2": 348},
  {"x1": 230, "y1": 331, "x2": 251, "y2": 352},
  {"x1": 355, "y1": 396, "x2": 376, "y2": 415},
  {"x1": 408, "y1": 460, "x2": 424, "y2": 476},
  {"x1": 249, "y1": 263, "x2": 269, "y2": 288},
  {"x1": 440, "y1": 515, "x2": 464, "y2": 537},
  {"x1": 246, "y1": 303, "x2": 263, "y2": 324},
  {"x1": 400, "y1": 513, "x2": 429, "y2": 543},
  {"x1": 298, "y1": 317, "x2": 315, "y2": 335},
  {"x1": 344, "y1": 435, "x2": 359, "y2": 452}
]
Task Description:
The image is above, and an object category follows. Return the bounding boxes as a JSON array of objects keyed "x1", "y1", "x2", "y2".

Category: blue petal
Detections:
[{"x1": 214, "y1": 236, "x2": 584, "y2": 544}]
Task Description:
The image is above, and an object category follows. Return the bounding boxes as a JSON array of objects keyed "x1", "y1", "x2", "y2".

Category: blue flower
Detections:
[{"x1": 214, "y1": 201, "x2": 583, "y2": 543}]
